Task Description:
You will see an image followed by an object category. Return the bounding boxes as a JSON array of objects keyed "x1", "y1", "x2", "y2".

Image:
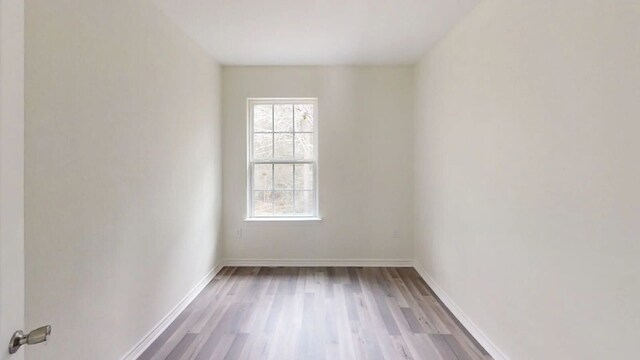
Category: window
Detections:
[{"x1": 247, "y1": 98, "x2": 319, "y2": 219}]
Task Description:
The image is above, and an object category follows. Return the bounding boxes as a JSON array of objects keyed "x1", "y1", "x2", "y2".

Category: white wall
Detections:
[
  {"x1": 222, "y1": 67, "x2": 414, "y2": 262},
  {"x1": 414, "y1": 1, "x2": 640, "y2": 359},
  {"x1": 25, "y1": 1, "x2": 222, "y2": 359}
]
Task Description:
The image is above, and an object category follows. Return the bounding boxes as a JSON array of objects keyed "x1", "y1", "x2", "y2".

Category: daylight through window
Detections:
[{"x1": 247, "y1": 99, "x2": 318, "y2": 218}]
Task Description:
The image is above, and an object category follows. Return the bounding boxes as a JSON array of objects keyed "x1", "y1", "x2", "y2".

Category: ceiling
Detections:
[{"x1": 151, "y1": 0, "x2": 480, "y2": 65}]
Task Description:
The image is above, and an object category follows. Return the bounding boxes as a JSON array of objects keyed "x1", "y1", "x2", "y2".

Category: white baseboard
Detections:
[
  {"x1": 120, "y1": 263, "x2": 224, "y2": 360},
  {"x1": 412, "y1": 261, "x2": 509, "y2": 360},
  {"x1": 222, "y1": 258, "x2": 414, "y2": 267}
]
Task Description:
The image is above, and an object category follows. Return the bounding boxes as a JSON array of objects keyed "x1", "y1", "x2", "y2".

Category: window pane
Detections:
[
  {"x1": 273, "y1": 191, "x2": 294, "y2": 215},
  {"x1": 253, "y1": 191, "x2": 273, "y2": 216},
  {"x1": 254, "y1": 105, "x2": 273, "y2": 132},
  {"x1": 274, "y1": 104, "x2": 294, "y2": 132},
  {"x1": 294, "y1": 191, "x2": 314, "y2": 215},
  {"x1": 254, "y1": 134, "x2": 273, "y2": 159},
  {"x1": 294, "y1": 133, "x2": 314, "y2": 160},
  {"x1": 250, "y1": 100, "x2": 317, "y2": 218},
  {"x1": 274, "y1": 164, "x2": 293, "y2": 190},
  {"x1": 294, "y1": 104, "x2": 313, "y2": 132},
  {"x1": 274, "y1": 133, "x2": 293, "y2": 159},
  {"x1": 253, "y1": 164, "x2": 273, "y2": 190},
  {"x1": 294, "y1": 164, "x2": 314, "y2": 190}
]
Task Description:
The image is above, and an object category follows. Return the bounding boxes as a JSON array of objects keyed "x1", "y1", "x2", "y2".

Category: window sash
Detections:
[
  {"x1": 247, "y1": 98, "x2": 318, "y2": 219},
  {"x1": 249, "y1": 162, "x2": 317, "y2": 218},
  {"x1": 252, "y1": 160, "x2": 314, "y2": 164}
]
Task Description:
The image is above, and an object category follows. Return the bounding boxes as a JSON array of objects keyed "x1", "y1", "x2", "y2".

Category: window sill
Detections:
[{"x1": 244, "y1": 217, "x2": 323, "y2": 223}]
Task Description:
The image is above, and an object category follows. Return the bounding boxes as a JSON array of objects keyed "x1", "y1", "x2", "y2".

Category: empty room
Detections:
[{"x1": 1, "y1": 0, "x2": 638, "y2": 359}]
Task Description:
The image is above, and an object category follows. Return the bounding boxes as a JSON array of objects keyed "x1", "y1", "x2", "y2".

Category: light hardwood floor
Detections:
[{"x1": 139, "y1": 267, "x2": 492, "y2": 360}]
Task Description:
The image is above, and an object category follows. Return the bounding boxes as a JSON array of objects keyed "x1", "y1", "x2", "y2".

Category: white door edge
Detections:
[{"x1": 0, "y1": 0, "x2": 25, "y2": 359}]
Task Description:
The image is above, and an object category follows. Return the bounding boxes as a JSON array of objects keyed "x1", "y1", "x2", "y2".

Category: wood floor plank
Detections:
[
  {"x1": 224, "y1": 333, "x2": 249, "y2": 360},
  {"x1": 430, "y1": 334, "x2": 461, "y2": 360},
  {"x1": 141, "y1": 267, "x2": 493, "y2": 360},
  {"x1": 401, "y1": 307, "x2": 426, "y2": 334},
  {"x1": 165, "y1": 333, "x2": 197, "y2": 360},
  {"x1": 138, "y1": 304, "x2": 194, "y2": 360}
]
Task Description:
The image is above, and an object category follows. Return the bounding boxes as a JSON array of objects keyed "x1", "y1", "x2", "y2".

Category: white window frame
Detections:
[{"x1": 246, "y1": 98, "x2": 320, "y2": 221}]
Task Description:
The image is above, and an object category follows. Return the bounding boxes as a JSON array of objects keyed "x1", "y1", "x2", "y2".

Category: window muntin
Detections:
[{"x1": 248, "y1": 99, "x2": 318, "y2": 218}]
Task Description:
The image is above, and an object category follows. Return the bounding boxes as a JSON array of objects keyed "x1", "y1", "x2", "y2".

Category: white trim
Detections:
[
  {"x1": 222, "y1": 259, "x2": 413, "y2": 267},
  {"x1": 248, "y1": 98, "x2": 318, "y2": 105},
  {"x1": 244, "y1": 217, "x2": 322, "y2": 223},
  {"x1": 0, "y1": 0, "x2": 25, "y2": 356},
  {"x1": 120, "y1": 263, "x2": 225, "y2": 360},
  {"x1": 412, "y1": 261, "x2": 510, "y2": 360}
]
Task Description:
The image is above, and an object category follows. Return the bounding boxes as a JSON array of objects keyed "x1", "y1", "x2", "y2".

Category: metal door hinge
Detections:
[{"x1": 8, "y1": 325, "x2": 51, "y2": 354}]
